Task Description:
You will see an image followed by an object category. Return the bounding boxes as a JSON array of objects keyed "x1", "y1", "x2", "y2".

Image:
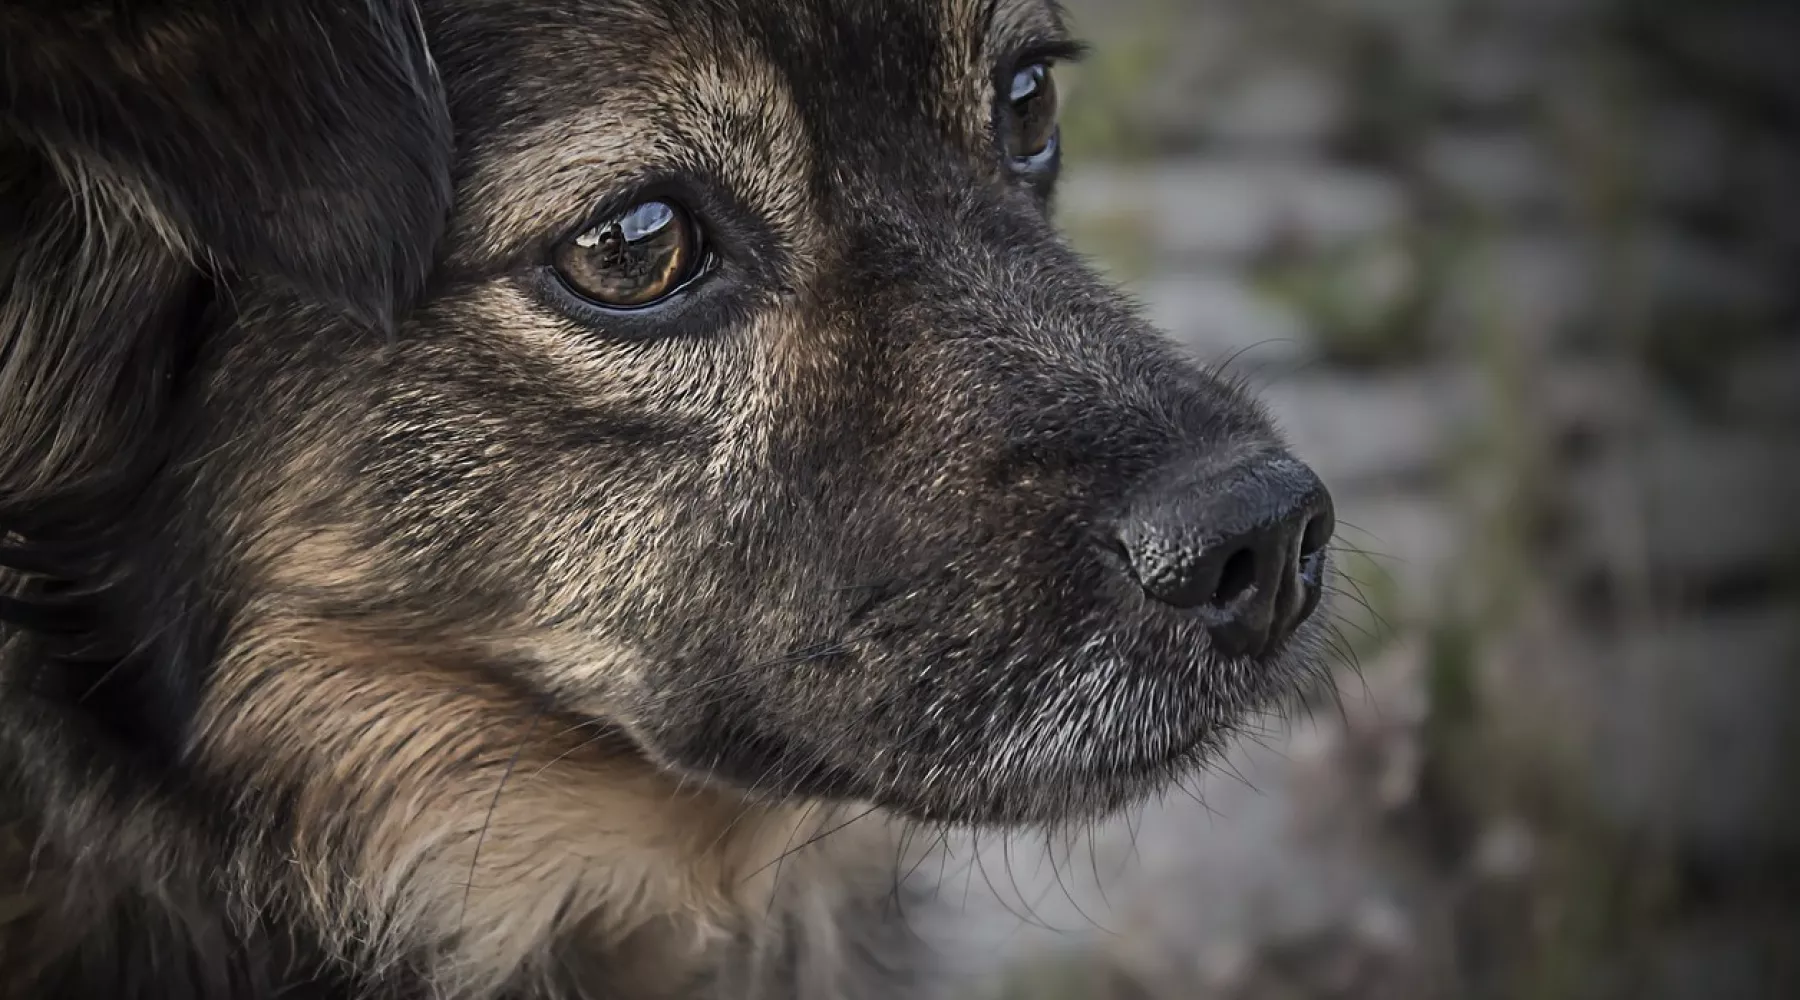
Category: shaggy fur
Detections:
[{"x1": 0, "y1": 1, "x2": 1334, "y2": 997}]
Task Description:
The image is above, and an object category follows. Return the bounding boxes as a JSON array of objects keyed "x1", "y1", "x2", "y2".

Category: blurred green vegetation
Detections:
[{"x1": 1055, "y1": 0, "x2": 1179, "y2": 163}]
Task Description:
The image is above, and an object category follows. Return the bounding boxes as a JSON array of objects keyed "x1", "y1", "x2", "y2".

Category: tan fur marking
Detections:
[
  {"x1": 453, "y1": 46, "x2": 818, "y2": 271},
  {"x1": 193, "y1": 612, "x2": 885, "y2": 997}
]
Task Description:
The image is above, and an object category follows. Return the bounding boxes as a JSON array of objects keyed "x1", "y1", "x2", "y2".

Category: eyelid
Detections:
[
  {"x1": 1014, "y1": 130, "x2": 1059, "y2": 174},
  {"x1": 1002, "y1": 37, "x2": 1090, "y2": 75}
]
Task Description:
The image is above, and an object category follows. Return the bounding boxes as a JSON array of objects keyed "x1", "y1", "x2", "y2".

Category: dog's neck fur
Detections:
[{"x1": 1, "y1": 618, "x2": 933, "y2": 1000}]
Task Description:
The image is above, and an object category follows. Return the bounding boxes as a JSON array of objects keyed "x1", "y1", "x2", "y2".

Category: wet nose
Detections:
[{"x1": 1115, "y1": 453, "x2": 1335, "y2": 658}]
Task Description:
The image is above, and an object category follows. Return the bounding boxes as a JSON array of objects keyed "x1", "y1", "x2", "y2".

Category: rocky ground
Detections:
[{"x1": 935, "y1": 1, "x2": 1800, "y2": 997}]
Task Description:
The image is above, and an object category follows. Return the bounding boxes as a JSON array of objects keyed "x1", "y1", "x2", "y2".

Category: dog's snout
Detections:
[{"x1": 1115, "y1": 454, "x2": 1335, "y2": 659}]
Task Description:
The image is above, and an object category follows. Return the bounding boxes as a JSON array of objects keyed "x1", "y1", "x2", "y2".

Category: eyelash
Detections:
[{"x1": 1006, "y1": 38, "x2": 1090, "y2": 73}]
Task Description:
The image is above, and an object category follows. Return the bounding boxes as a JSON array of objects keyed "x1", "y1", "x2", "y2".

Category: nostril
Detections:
[
  {"x1": 1299, "y1": 513, "x2": 1331, "y2": 560},
  {"x1": 1212, "y1": 547, "x2": 1257, "y2": 607}
]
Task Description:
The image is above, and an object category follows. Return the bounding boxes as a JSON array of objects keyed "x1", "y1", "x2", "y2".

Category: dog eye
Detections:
[
  {"x1": 552, "y1": 200, "x2": 704, "y2": 308},
  {"x1": 1003, "y1": 63, "x2": 1059, "y2": 166}
]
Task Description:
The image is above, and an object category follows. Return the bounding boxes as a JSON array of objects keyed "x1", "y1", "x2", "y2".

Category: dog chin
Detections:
[
  {"x1": 606, "y1": 611, "x2": 1326, "y2": 830},
  {"x1": 960, "y1": 642, "x2": 1326, "y2": 825},
  {"x1": 874, "y1": 749, "x2": 1196, "y2": 828}
]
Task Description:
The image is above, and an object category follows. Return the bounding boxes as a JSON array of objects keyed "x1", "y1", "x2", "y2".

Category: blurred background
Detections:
[{"x1": 937, "y1": 0, "x2": 1800, "y2": 997}]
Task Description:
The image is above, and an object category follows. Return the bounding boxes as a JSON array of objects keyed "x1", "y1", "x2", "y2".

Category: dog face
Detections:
[{"x1": 3, "y1": 0, "x2": 1334, "y2": 836}]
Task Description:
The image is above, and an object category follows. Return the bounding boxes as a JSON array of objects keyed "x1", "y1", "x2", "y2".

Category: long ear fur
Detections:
[
  {"x1": 1, "y1": 0, "x2": 453, "y2": 325},
  {"x1": 0, "y1": 0, "x2": 452, "y2": 635}
]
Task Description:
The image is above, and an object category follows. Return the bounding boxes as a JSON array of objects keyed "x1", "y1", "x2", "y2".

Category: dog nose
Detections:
[{"x1": 1115, "y1": 453, "x2": 1335, "y2": 658}]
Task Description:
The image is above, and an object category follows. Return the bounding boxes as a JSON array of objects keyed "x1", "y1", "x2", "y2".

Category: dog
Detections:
[{"x1": 0, "y1": 1, "x2": 1338, "y2": 996}]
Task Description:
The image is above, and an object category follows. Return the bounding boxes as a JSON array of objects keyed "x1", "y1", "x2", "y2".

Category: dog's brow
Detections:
[
  {"x1": 983, "y1": 0, "x2": 1067, "y2": 51},
  {"x1": 448, "y1": 52, "x2": 815, "y2": 269},
  {"x1": 948, "y1": 0, "x2": 1067, "y2": 61}
]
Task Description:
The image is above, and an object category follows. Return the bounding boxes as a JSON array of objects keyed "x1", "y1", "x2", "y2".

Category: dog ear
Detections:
[
  {"x1": 0, "y1": 0, "x2": 453, "y2": 325},
  {"x1": 0, "y1": 0, "x2": 452, "y2": 617}
]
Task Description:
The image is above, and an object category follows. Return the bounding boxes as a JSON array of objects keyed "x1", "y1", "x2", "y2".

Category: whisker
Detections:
[
  {"x1": 744, "y1": 803, "x2": 881, "y2": 886},
  {"x1": 460, "y1": 703, "x2": 544, "y2": 933}
]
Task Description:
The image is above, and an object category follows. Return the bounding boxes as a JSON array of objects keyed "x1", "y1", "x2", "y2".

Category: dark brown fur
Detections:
[{"x1": 0, "y1": 1, "x2": 1334, "y2": 997}]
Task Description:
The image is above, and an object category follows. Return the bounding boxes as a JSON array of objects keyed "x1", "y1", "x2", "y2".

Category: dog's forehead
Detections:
[
  {"x1": 439, "y1": 0, "x2": 1061, "y2": 82},
  {"x1": 433, "y1": 0, "x2": 1065, "y2": 260}
]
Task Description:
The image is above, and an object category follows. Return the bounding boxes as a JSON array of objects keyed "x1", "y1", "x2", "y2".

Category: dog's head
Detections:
[{"x1": 2, "y1": 0, "x2": 1333, "y2": 829}]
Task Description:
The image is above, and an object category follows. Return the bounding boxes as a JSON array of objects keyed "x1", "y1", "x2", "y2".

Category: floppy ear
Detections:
[
  {"x1": 0, "y1": 0, "x2": 453, "y2": 325},
  {"x1": 0, "y1": 0, "x2": 451, "y2": 619}
]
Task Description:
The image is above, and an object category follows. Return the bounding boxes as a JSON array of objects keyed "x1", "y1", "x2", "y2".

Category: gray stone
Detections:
[
  {"x1": 1133, "y1": 271, "x2": 1313, "y2": 370},
  {"x1": 1422, "y1": 129, "x2": 1566, "y2": 216},
  {"x1": 1746, "y1": 136, "x2": 1800, "y2": 255},
  {"x1": 1642, "y1": 103, "x2": 1732, "y2": 211},
  {"x1": 1566, "y1": 428, "x2": 1800, "y2": 588},
  {"x1": 1278, "y1": 234, "x2": 1432, "y2": 364},
  {"x1": 1058, "y1": 161, "x2": 1410, "y2": 263},
  {"x1": 1255, "y1": 369, "x2": 1472, "y2": 491},
  {"x1": 1329, "y1": 493, "x2": 1461, "y2": 622},
  {"x1": 1437, "y1": 33, "x2": 1554, "y2": 113},
  {"x1": 1196, "y1": 938, "x2": 1255, "y2": 991},
  {"x1": 1450, "y1": 0, "x2": 1610, "y2": 30},
  {"x1": 1204, "y1": 67, "x2": 1347, "y2": 151},
  {"x1": 1638, "y1": 918, "x2": 1800, "y2": 1000},
  {"x1": 1348, "y1": 896, "x2": 1413, "y2": 955},
  {"x1": 1534, "y1": 358, "x2": 1645, "y2": 441},
  {"x1": 1636, "y1": 229, "x2": 1780, "y2": 319},
  {"x1": 1432, "y1": 233, "x2": 1594, "y2": 349},
  {"x1": 1722, "y1": 339, "x2": 1800, "y2": 425},
  {"x1": 1554, "y1": 607, "x2": 1800, "y2": 857},
  {"x1": 1645, "y1": 5, "x2": 1800, "y2": 117},
  {"x1": 1337, "y1": 0, "x2": 1455, "y2": 69},
  {"x1": 1471, "y1": 817, "x2": 1537, "y2": 882}
]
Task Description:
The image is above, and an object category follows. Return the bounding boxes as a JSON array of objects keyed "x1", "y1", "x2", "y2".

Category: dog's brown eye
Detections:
[
  {"x1": 1005, "y1": 63, "x2": 1059, "y2": 162},
  {"x1": 553, "y1": 200, "x2": 702, "y2": 308}
]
